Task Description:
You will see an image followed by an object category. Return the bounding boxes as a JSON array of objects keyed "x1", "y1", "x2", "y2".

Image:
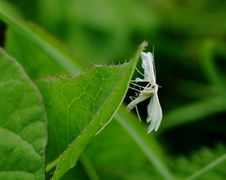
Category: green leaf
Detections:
[
  {"x1": 37, "y1": 42, "x2": 147, "y2": 179},
  {"x1": 0, "y1": 48, "x2": 47, "y2": 180},
  {"x1": 5, "y1": 27, "x2": 68, "y2": 79},
  {"x1": 0, "y1": 8, "x2": 85, "y2": 75}
]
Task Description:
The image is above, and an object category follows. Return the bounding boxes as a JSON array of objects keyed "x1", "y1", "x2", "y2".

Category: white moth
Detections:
[{"x1": 126, "y1": 51, "x2": 162, "y2": 133}]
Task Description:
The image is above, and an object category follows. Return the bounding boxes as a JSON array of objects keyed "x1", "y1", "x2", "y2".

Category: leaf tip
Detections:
[{"x1": 140, "y1": 41, "x2": 148, "y2": 48}]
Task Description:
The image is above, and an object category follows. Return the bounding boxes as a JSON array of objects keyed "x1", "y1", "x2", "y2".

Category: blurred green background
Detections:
[{"x1": 1, "y1": 0, "x2": 226, "y2": 178}]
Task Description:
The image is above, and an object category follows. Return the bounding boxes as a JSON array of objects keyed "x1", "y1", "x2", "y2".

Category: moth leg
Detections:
[
  {"x1": 135, "y1": 92, "x2": 139, "y2": 98},
  {"x1": 129, "y1": 86, "x2": 142, "y2": 92},
  {"x1": 129, "y1": 96, "x2": 142, "y2": 122},
  {"x1": 135, "y1": 67, "x2": 145, "y2": 77},
  {"x1": 130, "y1": 82, "x2": 145, "y2": 89},
  {"x1": 131, "y1": 67, "x2": 150, "y2": 80}
]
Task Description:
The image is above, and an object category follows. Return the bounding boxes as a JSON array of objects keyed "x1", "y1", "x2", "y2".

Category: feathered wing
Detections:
[
  {"x1": 129, "y1": 51, "x2": 162, "y2": 133},
  {"x1": 146, "y1": 92, "x2": 163, "y2": 133},
  {"x1": 135, "y1": 52, "x2": 156, "y2": 83}
]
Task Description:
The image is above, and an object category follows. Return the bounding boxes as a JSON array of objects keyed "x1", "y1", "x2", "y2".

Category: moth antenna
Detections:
[{"x1": 151, "y1": 46, "x2": 157, "y2": 79}]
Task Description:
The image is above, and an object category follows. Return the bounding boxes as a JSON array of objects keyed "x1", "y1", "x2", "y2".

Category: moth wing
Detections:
[
  {"x1": 141, "y1": 52, "x2": 156, "y2": 84},
  {"x1": 146, "y1": 92, "x2": 162, "y2": 133}
]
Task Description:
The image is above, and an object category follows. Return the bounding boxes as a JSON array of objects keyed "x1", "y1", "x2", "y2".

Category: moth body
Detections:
[{"x1": 126, "y1": 51, "x2": 163, "y2": 133}]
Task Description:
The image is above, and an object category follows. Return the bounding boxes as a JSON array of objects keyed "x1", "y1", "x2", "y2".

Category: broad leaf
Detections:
[
  {"x1": 0, "y1": 48, "x2": 47, "y2": 180},
  {"x1": 37, "y1": 42, "x2": 147, "y2": 179}
]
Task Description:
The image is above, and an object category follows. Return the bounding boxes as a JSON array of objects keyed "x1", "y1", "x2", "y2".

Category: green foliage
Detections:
[
  {"x1": 37, "y1": 61, "x2": 142, "y2": 179},
  {"x1": 0, "y1": 48, "x2": 47, "y2": 180},
  {"x1": 171, "y1": 145, "x2": 226, "y2": 180},
  {"x1": 1, "y1": 0, "x2": 226, "y2": 180}
]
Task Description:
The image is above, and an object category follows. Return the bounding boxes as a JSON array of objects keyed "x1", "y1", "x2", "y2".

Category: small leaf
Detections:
[
  {"x1": 37, "y1": 42, "x2": 147, "y2": 179},
  {"x1": 0, "y1": 48, "x2": 47, "y2": 180}
]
